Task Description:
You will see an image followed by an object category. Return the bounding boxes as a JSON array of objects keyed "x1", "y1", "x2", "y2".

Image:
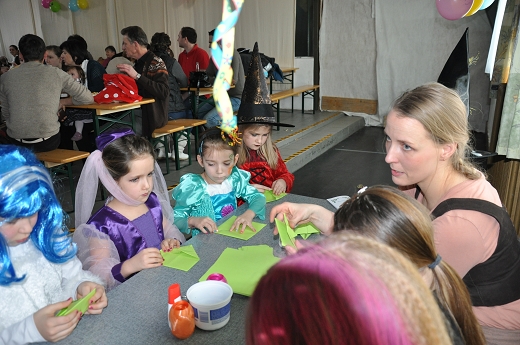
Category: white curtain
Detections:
[
  {"x1": 374, "y1": 0, "x2": 492, "y2": 131},
  {"x1": 0, "y1": 0, "x2": 295, "y2": 68}
]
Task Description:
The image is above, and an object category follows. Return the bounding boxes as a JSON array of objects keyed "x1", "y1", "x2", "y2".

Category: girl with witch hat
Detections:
[{"x1": 237, "y1": 42, "x2": 295, "y2": 196}]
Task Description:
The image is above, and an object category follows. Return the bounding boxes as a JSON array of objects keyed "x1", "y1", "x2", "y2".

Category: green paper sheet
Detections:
[
  {"x1": 199, "y1": 245, "x2": 280, "y2": 296},
  {"x1": 263, "y1": 190, "x2": 287, "y2": 202},
  {"x1": 294, "y1": 223, "x2": 320, "y2": 240},
  {"x1": 215, "y1": 216, "x2": 266, "y2": 240},
  {"x1": 275, "y1": 214, "x2": 297, "y2": 248},
  {"x1": 160, "y1": 245, "x2": 200, "y2": 271},
  {"x1": 56, "y1": 289, "x2": 97, "y2": 316}
]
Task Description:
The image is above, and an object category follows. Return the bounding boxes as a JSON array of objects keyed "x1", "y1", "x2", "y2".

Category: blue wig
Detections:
[{"x1": 0, "y1": 145, "x2": 77, "y2": 286}]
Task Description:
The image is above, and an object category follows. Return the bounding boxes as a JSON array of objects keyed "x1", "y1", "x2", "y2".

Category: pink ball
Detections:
[
  {"x1": 207, "y1": 273, "x2": 227, "y2": 283},
  {"x1": 436, "y1": 0, "x2": 473, "y2": 21}
]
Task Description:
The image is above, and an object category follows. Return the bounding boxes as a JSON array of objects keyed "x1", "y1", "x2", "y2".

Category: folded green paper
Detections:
[
  {"x1": 215, "y1": 216, "x2": 266, "y2": 240},
  {"x1": 275, "y1": 214, "x2": 297, "y2": 248},
  {"x1": 160, "y1": 245, "x2": 200, "y2": 271},
  {"x1": 199, "y1": 245, "x2": 280, "y2": 296},
  {"x1": 264, "y1": 190, "x2": 287, "y2": 203},
  {"x1": 56, "y1": 289, "x2": 97, "y2": 316},
  {"x1": 294, "y1": 222, "x2": 320, "y2": 239}
]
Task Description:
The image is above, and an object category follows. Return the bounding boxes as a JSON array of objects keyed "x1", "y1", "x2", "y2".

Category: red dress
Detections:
[{"x1": 239, "y1": 149, "x2": 294, "y2": 192}]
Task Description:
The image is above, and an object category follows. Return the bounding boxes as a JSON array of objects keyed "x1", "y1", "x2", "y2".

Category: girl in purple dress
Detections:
[{"x1": 73, "y1": 128, "x2": 185, "y2": 290}]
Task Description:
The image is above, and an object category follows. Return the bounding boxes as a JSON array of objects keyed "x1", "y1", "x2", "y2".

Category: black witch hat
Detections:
[
  {"x1": 437, "y1": 28, "x2": 469, "y2": 117},
  {"x1": 237, "y1": 42, "x2": 294, "y2": 127}
]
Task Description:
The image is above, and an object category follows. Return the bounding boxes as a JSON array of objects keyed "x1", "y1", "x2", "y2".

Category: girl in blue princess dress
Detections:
[
  {"x1": 0, "y1": 145, "x2": 107, "y2": 344},
  {"x1": 173, "y1": 126, "x2": 266, "y2": 237}
]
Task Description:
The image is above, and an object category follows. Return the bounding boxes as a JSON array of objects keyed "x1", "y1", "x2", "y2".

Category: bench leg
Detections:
[
  {"x1": 172, "y1": 133, "x2": 180, "y2": 170},
  {"x1": 66, "y1": 163, "x2": 75, "y2": 212}
]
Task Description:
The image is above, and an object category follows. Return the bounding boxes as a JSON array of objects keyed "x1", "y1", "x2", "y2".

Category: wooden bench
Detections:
[
  {"x1": 167, "y1": 118, "x2": 207, "y2": 160},
  {"x1": 36, "y1": 149, "x2": 90, "y2": 211},
  {"x1": 270, "y1": 85, "x2": 320, "y2": 130},
  {"x1": 150, "y1": 124, "x2": 185, "y2": 174}
]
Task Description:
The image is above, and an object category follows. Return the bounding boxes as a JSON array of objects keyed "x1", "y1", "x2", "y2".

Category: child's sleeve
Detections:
[
  {"x1": 232, "y1": 167, "x2": 266, "y2": 220},
  {"x1": 1, "y1": 315, "x2": 45, "y2": 345},
  {"x1": 172, "y1": 174, "x2": 205, "y2": 234},
  {"x1": 59, "y1": 254, "x2": 105, "y2": 299},
  {"x1": 72, "y1": 224, "x2": 122, "y2": 291},
  {"x1": 274, "y1": 150, "x2": 294, "y2": 192}
]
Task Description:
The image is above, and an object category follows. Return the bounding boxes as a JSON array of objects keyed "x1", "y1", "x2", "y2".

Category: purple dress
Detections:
[{"x1": 87, "y1": 192, "x2": 165, "y2": 282}]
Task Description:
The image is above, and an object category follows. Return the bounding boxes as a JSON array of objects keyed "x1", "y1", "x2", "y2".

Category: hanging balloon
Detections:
[
  {"x1": 479, "y1": 0, "x2": 496, "y2": 10},
  {"x1": 77, "y1": 0, "x2": 88, "y2": 9},
  {"x1": 42, "y1": 0, "x2": 51, "y2": 9},
  {"x1": 436, "y1": 0, "x2": 473, "y2": 21},
  {"x1": 465, "y1": 0, "x2": 485, "y2": 16},
  {"x1": 50, "y1": 1, "x2": 61, "y2": 12},
  {"x1": 69, "y1": 0, "x2": 79, "y2": 12}
]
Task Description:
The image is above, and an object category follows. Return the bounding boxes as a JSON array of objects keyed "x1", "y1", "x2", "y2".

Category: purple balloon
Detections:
[
  {"x1": 436, "y1": 0, "x2": 473, "y2": 21},
  {"x1": 42, "y1": 0, "x2": 51, "y2": 9}
]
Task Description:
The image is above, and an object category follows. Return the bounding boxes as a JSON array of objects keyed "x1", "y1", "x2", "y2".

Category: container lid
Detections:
[{"x1": 168, "y1": 283, "x2": 181, "y2": 304}]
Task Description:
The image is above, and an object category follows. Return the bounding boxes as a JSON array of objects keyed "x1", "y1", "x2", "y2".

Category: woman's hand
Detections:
[
  {"x1": 76, "y1": 282, "x2": 107, "y2": 315},
  {"x1": 230, "y1": 210, "x2": 256, "y2": 233},
  {"x1": 161, "y1": 238, "x2": 181, "y2": 251},
  {"x1": 270, "y1": 202, "x2": 335, "y2": 236},
  {"x1": 252, "y1": 184, "x2": 271, "y2": 193},
  {"x1": 271, "y1": 179, "x2": 287, "y2": 195},
  {"x1": 188, "y1": 216, "x2": 217, "y2": 234},
  {"x1": 33, "y1": 299, "x2": 81, "y2": 342}
]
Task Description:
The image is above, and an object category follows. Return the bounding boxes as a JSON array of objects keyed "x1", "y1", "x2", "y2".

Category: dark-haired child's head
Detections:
[
  {"x1": 102, "y1": 134, "x2": 155, "y2": 182},
  {"x1": 197, "y1": 127, "x2": 240, "y2": 184}
]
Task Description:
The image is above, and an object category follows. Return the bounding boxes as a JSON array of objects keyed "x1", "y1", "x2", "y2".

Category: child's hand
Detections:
[
  {"x1": 252, "y1": 184, "x2": 271, "y2": 193},
  {"x1": 189, "y1": 216, "x2": 217, "y2": 233},
  {"x1": 161, "y1": 238, "x2": 181, "y2": 251},
  {"x1": 130, "y1": 247, "x2": 164, "y2": 272},
  {"x1": 271, "y1": 179, "x2": 287, "y2": 195},
  {"x1": 76, "y1": 282, "x2": 107, "y2": 315},
  {"x1": 33, "y1": 298, "x2": 81, "y2": 342},
  {"x1": 230, "y1": 210, "x2": 257, "y2": 233}
]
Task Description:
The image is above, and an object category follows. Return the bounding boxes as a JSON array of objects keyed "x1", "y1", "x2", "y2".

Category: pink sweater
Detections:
[{"x1": 407, "y1": 176, "x2": 520, "y2": 329}]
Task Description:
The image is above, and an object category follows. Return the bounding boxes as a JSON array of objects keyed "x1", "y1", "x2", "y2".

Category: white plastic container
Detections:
[{"x1": 186, "y1": 281, "x2": 233, "y2": 331}]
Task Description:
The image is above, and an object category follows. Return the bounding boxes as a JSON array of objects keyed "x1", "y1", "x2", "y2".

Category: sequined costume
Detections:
[{"x1": 173, "y1": 167, "x2": 266, "y2": 236}]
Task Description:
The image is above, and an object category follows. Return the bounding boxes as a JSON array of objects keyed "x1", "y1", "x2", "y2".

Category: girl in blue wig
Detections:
[{"x1": 0, "y1": 145, "x2": 107, "y2": 344}]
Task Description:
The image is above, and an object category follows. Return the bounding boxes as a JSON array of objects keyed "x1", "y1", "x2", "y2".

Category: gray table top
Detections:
[{"x1": 50, "y1": 194, "x2": 334, "y2": 345}]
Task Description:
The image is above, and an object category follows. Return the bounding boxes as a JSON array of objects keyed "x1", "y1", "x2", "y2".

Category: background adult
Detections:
[
  {"x1": 150, "y1": 32, "x2": 190, "y2": 160},
  {"x1": 117, "y1": 26, "x2": 169, "y2": 137},
  {"x1": 8, "y1": 45, "x2": 20, "y2": 66},
  {"x1": 247, "y1": 234, "x2": 452, "y2": 345},
  {"x1": 0, "y1": 56, "x2": 10, "y2": 76},
  {"x1": 59, "y1": 38, "x2": 106, "y2": 152},
  {"x1": 0, "y1": 34, "x2": 93, "y2": 152},
  {"x1": 177, "y1": 26, "x2": 209, "y2": 78},
  {"x1": 44, "y1": 45, "x2": 62, "y2": 69}
]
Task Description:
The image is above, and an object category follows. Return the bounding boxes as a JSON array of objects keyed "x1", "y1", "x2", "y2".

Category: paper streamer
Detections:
[{"x1": 211, "y1": 0, "x2": 244, "y2": 134}]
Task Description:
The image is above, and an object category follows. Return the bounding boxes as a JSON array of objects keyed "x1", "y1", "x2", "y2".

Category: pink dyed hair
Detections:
[{"x1": 246, "y1": 247, "x2": 414, "y2": 345}]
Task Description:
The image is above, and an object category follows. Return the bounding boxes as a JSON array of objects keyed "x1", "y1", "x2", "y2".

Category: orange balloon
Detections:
[
  {"x1": 465, "y1": 0, "x2": 484, "y2": 17},
  {"x1": 169, "y1": 301, "x2": 195, "y2": 339}
]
